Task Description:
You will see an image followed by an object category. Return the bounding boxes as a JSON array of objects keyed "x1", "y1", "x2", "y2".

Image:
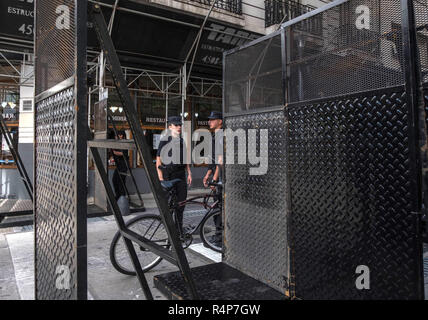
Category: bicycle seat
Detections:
[{"x1": 161, "y1": 179, "x2": 182, "y2": 192}]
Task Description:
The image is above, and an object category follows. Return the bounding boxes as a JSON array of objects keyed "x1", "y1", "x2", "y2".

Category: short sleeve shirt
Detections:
[{"x1": 157, "y1": 135, "x2": 186, "y2": 175}]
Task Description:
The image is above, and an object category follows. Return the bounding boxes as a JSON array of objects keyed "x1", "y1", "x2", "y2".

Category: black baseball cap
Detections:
[
  {"x1": 167, "y1": 116, "x2": 182, "y2": 125},
  {"x1": 208, "y1": 111, "x2": 222, "y2": 120}
]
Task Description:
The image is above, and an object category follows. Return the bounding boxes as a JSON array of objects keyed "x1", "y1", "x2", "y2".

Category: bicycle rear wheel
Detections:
[
  {"x1": 109, "y1": 214, "x2": 169, "y2": 275},
  {"x1": 199, "y1": 209, "x2": 223, "y2": 253}
]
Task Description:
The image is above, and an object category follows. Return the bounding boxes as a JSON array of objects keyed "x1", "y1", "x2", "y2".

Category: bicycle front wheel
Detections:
[
  {"x1": 109, "y1": 214, "x2": 169, "y2": 275},
  {"x1": 200, "y1": 209, "x2": 223, "y2": 253}
]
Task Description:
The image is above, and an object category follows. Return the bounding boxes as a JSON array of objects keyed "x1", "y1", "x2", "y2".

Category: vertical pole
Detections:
[
  {"x1": 166, "y1": 81, "x2": 169, "y2": 129},
  {"x1": 75, "y1": 0, "x2": 88, "y2": 300},
  {"x1": 400, "y1": 0, "x2": 425, "y2": 299},
  {"x1": 182, "y1": 64, "x2": 186, "y2": 124}
]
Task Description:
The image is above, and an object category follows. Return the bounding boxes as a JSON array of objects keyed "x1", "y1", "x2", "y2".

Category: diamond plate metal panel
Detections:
[
  {"x1": 34, "y1": 88, "x2": 78, "y2": 299},
  {"x1": 288, "y1": 88, "x2": 424, "y2": 299},
  {"x1": 154, "y1": 262, "x2": 286, "y2": 300},
  {"x1": 224, "y1": 110, "x2": 288, "y2": 294}
]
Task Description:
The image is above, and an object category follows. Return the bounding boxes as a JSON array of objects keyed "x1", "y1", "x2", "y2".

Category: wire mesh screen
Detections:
[
  {"x1": 223, "y1": 110, "x2": 289, "y2": 294},
  {"x1": 286, "y1": 0, "x2": 405, "y2": 103},
  {"x1": 414, "y1": 0, "x2": 428, "y2": 85},
  {"x1": 35, "y1": 0, "x2": 76, "y2": 95},
  {"x1": 224, "y1": 33, "x2": 284, "y2": 114}
]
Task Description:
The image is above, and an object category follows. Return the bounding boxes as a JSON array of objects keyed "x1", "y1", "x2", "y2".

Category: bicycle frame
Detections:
[{"x1": 167, "y1": 187, "x2": 221, "y2": 237}]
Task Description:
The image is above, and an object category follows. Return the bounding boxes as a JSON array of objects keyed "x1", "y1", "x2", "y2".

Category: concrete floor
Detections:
[{"x1": 1, "y1": 208, "x2": 427, "y2": 299}]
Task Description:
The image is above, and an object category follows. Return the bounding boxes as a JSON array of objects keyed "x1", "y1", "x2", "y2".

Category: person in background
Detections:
[
  {"x1": 202, "y1": 111, "x2": 223, "y2": 247},
  {"x1": 111, "y1": 130, "x2": 130, "y2": 215},
  {"x1": 156, "y1": 116, "x2": 192, "y2": 237}
]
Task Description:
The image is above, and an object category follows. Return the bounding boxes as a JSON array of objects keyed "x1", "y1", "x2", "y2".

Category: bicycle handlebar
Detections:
[{"x1": 208, "y1": 181, "x2": 222, "y2": 187}]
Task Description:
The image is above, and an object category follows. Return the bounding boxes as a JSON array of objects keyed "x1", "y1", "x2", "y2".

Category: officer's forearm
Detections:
[
  {"x1": 213, "y1": 166, "x2": 220, "y2": 182},
  {"x1": 156, "y1": 157, "x2": 163, "y2": 180}
]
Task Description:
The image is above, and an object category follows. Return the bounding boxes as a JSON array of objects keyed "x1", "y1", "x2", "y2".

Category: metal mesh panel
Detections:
[
  {"x1": 286, "y1": 0, "x2": 405, "y2": 103},
  {"x1": 34, "y1": 0, "x2": 87, "y2": 300},
  {"x1": 414, "y1": 0, "x2": 428, "y2": 85},
  {"x1": 224, "y1": 110, "x2": 288, "y2": 293},
  {"x1": 35, "y1": 0, "x2": 76, "y2": 95},
  {"x1": 224, "y1": 34, "x2": 283, "y2": 114},
  {"x1": 34, "y1": 87, "x2": 78, "y2": 299},
  {"x1": 288, "y1": 87, "x2": 423, "y2": 299}
]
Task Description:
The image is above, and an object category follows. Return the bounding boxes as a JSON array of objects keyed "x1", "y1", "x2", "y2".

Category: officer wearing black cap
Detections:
[
  {"x1": 203, "y1": 111, "x2": 223, "y2": 186},
  {"x1": 156, "y1": 116, "x2": 192, "y2": 237},
  {"x1": 203, "y1": 111, "x2": 223, "y2": 247}
]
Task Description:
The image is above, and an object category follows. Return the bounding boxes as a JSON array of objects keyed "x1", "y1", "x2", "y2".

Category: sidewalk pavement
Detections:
[
  {"x1": 0, "y1": 194, "x2": 221, "y2": 300},
  {"x1": 1, "y1": 188, "x2": 427, "y2": 299}
]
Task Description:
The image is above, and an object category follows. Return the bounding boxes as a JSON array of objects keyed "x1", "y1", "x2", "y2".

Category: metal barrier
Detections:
[
  {"x1": 223, "y1": 0, "x2": 426, "y2": 299},
  {"x1": 31, "y1": 0, "x2": 426, "y2": 300},
  {"x1": 34, "y1": 0, "x2": 87, "y2": 300}
]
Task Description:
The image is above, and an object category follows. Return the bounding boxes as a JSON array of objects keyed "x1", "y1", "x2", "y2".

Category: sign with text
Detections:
[{"x1": 0, "y1": 0, "x2": 34, "y2": 41}]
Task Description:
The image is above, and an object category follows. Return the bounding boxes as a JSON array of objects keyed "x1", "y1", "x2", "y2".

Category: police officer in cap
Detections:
[
  {"x1": 203, "y1": 111, "x2": 223, "y2": 186},
  {"x1": 156, "y1": 116, "x2": 192, "y2": 237},
  {"x1": 203, "y1": 111, "x2": 223, "y2": 247}
]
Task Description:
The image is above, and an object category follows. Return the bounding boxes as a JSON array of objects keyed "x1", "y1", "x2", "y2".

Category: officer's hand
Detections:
[
  {"x1": 187, "y1": 174, "x2": 192, "y2": 186},
  {"x1": 203, "y1": 174, "x2": 210, "y2": 187}
]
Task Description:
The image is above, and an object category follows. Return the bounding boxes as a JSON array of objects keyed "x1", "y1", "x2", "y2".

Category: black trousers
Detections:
[
  {"x1": 113, "y1": 169, "x2": 127, "y2": 200},
  {"x1": 165, "y1": 171, "x2": 187, "y2": 235},
  {"x1": 213, "y1": 191, "x2": 222, "y2": 235}
]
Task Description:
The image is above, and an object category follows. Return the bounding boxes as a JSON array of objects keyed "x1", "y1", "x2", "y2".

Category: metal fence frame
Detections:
[{"x1": 223, "y1": 0, "x2": 425, "y2": 299}]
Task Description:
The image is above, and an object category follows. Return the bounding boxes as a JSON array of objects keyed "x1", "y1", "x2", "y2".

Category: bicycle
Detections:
[{"x1": 109, "y1": 180, "x2": 223, "y2": 276}]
